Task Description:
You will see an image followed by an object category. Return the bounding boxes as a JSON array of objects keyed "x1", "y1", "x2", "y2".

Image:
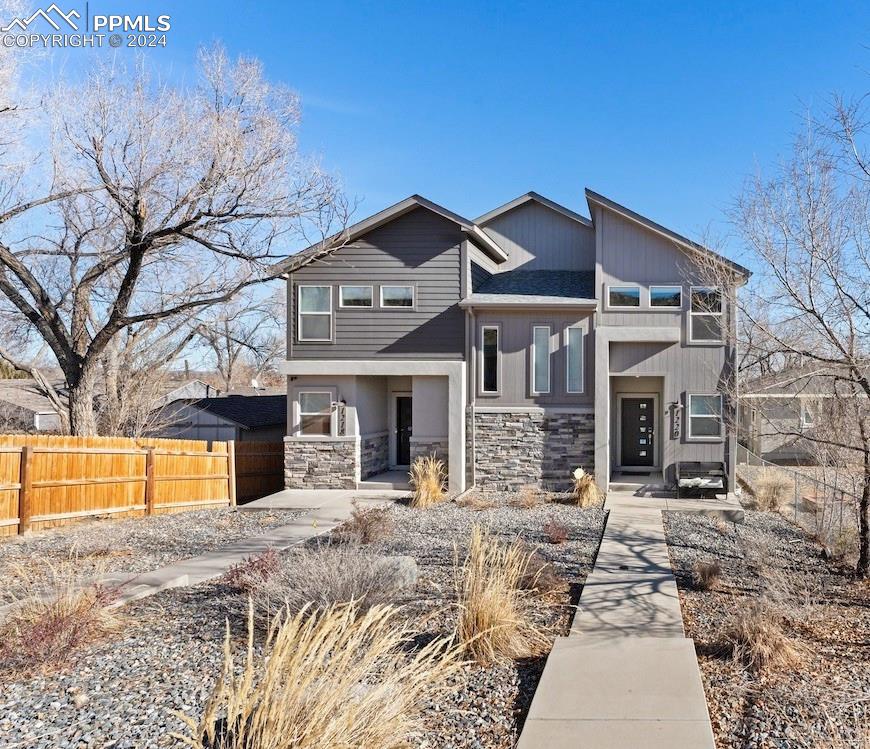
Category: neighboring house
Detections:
[
  {"x1": 151, "y1": 379, "x2": 220, "y2": 410},
  {"x1": 0, "y1": 379, "x2": 64, "y2": 432},
  {"x1": 276, "y1": 190, "x2": 749, "y2": 492},
  {"x1": 156, "y1": 394, "x2": 287, "y2": 442}
]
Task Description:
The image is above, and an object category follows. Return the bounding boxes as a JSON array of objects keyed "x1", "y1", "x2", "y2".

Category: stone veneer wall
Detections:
[
  {"x1": 473, "y1": 410, "x2": 594, "y2": 491},
  {"x1": 284, "y1": 437, "x2": 358, "y2": 489},
  {"x1": 360, "y1": 432, "x2": 389, "y2": 479},
  {"x1": 410, "y1": 436, "x2": 449, "y2": 466}
]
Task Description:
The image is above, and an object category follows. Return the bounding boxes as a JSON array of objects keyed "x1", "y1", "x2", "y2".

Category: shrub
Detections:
[
  {"x1": 691, "y1": 560, "x2": 722, "y2": 591},
  {"x1": 223, "y1": 548, "x2": 282, "y2": 593},
  {"x1": 724, "y1": 601, "x2": 804, "y2": 671},
  {"x1": 332, "y1": 502, "x2": 394, "y2": 544},
  {"x1": 454, "y1": 526, "x2": 551, "y2": 666},
  {"x1": 543, "y1": 520, "x2": 568, "y2": 544},
  {"x1": 0, "y1": 561, "x2": 123, "y2": 674},
  {"x1": 247, "y1": 544, "x2": 416, "y2": 627},
  {"x1": 518, "y1": 549, "x2": 568, "y2": 597},
  {"x1": 509, "y1": 485, "x2": 542, "y2": 509},
  {"x1": 409, "y1": 454, "x2": 446, "y2": 509},
  {"x1": 174, "y1": 602, "x2": 463, "y2": 749},
  {"x1": 569, "y1": 467, "x2": 602, "y2": 508},
  {"x1": 754, "y1": 471, "x2": 791, "y2": 512}
]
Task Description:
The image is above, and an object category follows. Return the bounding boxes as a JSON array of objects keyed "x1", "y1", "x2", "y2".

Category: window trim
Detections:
[
  {"x1": 379, "y1": 284, "x2": 416, "y2": 309},
  {"x1": 564, "y1": 324, "x2": 584, "y2": 394},
  {"x1": 338, "y1": 285, "x2": 374, "y2": 309},
  {"x1": 294, "y1": 388, "x2": 336, "y2": 437},
  {"x1": 296, "y1": 285, "x2": 333, "y2": 343},
  {"x1": 800, "y1": 400, "x2": 817, "y2": 429},
  {"x1": 530, "y1": 324, "x2": 552, "y2": 395},
  {"x1": 649, "y1": 285, "x2": 683, "y2": 309},
  {"x1": 479, "y1": 324, "x2": 501, "y2": 396},
  {"x1": 686, "y1": 393, "x2": 724, "y2": 441},
  {"x1": 688, "y1": 285, "x2": 724, "y2": 344},
  {"x1": 607, "y1": 285, "x2": 642, "y2": 309}
]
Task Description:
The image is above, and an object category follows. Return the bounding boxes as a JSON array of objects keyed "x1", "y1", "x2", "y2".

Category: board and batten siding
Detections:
[{"x1": 288, "y1": 207, "x2": 465, "y2": 360}]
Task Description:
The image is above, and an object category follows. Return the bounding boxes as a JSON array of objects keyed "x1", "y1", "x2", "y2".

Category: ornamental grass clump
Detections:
[
  {"x1": 174, "y1": 602, "x2": 464, "y2": 749},
  {"x1": 409, "y1": 453, "x2": 446, "y2": 509},
  {"x1": 454, "y1": 525, "x2": 551, "y2": 666},
  {"x1": 725, "y1": 601, "x2": 804, "y2": 672},
  {"x1": 754, "y1": 471, "x2": 791, "y2": 512},
  {"x1": 569, "y1": 467, "x2": 602, "y2": 508}
]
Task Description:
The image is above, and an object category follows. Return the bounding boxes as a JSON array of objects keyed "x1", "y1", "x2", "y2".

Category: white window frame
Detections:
[
  {"x1": 607, "y1": 285, "x2": 642, "y2": 309},
  {"x1": 295, "y1": 388, "x2": 336, "y2": 437},
  {"x1": 296, "y1": 285, "x2": 333, "y2": 342},
  {"x1": 564, "y1": 325, "x2": 584, "y2": 394},
  {"x1": 689, "y1": 286, "x2": 724, "y2": 343},
  {"x1": 379, "y1": 284, "x2": 415, "y2": 309},
  {"x1": 530, "y1": 325, "x2": 551, "y2": 395},
  {"x1": 800, "y1": 400, "x2": 817, "y2": 429},
  {"x1": 649, "y1": 285, "x2": 683, "y2": 309},
  {"x1": 687, "y1": 393, "x2": 724, "y2": 440},
  {"x1": 338, "y1": 285, "x2": 373, "y2": 309},
  {"x1": 479, "y1": 324, "x2": 501, "y2": 395}
]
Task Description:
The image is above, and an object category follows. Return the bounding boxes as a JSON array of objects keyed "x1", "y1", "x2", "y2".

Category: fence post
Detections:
[
  {"x1": 793, "y1": 475, "x2": 799, "y2": 522},
  {"x1": 227, "y1": 440, "x2": 237, "y2": 507},
  {"x1": 18, "y1": 445, "x2": 33, "y2": 534},
  {"x1": 145, "y1": 447, "x2": 156, "y2": 515}
]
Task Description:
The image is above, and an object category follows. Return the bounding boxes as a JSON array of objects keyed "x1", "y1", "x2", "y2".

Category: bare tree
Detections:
[{"x1": 0, "y1": 45, "x2": 347, "y2": 435}]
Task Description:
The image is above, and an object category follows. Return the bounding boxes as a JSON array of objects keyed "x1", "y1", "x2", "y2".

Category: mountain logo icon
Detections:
[{"x1": 1, "y1": 4, "x2": 81, "y2": 33}]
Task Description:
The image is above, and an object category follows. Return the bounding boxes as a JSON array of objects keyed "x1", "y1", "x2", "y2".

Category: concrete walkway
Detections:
[{"x1": 518, "y1": 489, "x2": 741, "y2": 748}]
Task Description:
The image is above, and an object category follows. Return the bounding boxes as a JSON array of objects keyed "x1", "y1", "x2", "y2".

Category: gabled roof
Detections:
[
  {"x1": 475, "y1": 191, "x2": 593, "y2": 227},
  {"x1": 0, "y1": 379, "x2": 64, "y2": 415},
  {"x1": 274, "y1": 195, "x2": 507, "y2": 276},
  {"x1": 180, "y1": 394, "x2": 287, "y2": 429},
  {"x1": 460, "y1": 270, "x2": 596, "y2": 309},
  {"x1": 585, "y1": 188, "x2": 751, "y2": 280}
]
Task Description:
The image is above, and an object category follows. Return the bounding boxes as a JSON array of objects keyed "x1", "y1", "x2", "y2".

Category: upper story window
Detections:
[
  {"x1": 339, "y1": 285, "x2": 373, "y2": 308},
  {"x1": 800, "y1": 400, "x2": 818, "y2": 429},
  {"x1": 480, "y1": 325, "x2": 500, "y2": 394},
  {"x1": 650, "y1": 285, "x2": 682, "y2": 308},
  {"x1": 380, "y1": 285, "x2": 414, "y2": 308},
  {"x1": 298, "y1": 390, "x2": 333, "y2": 435},
  {"x1": 531, "y1": 325, "x2": 551, "y2": 394},
  {"x1": 297, "y1": 285, "x2": 332, "y2": 342},
  {"x1": 687, "y1": 394, "x2": 723, "y2": 439},
  {"x1": 689, "y1": 286, "x2": 723, "y2": 342},
  {"x1": 566, "y1": 326, "x2": 584, "y2": 393},
  {"x1": 608, "y1": 286, "x2": 641, "y2": 308}
]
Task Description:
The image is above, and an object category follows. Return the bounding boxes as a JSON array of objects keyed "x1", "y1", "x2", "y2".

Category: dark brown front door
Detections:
[
  {"x1": 621, "y1": 397, "x2": 655, "y2": 467},
  {"x1": 396, "y1": 396, "x2": 412, "y2": 465}
]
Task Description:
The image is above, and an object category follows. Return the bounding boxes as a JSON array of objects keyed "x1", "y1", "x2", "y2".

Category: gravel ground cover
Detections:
[
  {"x1": 665, "y1": 510, "x2": 870, "y2": 749},
  {"x1": 0, "y1": 507, "x2": 307, "y2": 605},
  {"x1": 0, "y1": 493, "x2": 607, "y2": 749}
]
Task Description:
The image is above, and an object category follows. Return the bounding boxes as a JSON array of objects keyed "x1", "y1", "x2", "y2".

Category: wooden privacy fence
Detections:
[{"x1": 0, "y1": 435, "x2": 285, "y2": 536}]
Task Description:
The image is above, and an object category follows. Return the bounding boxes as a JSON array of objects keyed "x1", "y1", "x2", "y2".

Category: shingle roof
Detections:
[
  {"x1": 0, "y1": 379, "x2": 64, "y2": 414},
  {"x1": 186, "y1": 395, "x2": 286, "y2": 429},
  {"x1": 475, "y1": 270, "x2": 595, "y2": 298}
]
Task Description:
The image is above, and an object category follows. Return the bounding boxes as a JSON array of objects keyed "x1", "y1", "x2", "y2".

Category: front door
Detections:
[
  {"x1": 395, "y1": 396, "x2": 412, "y2": 466},
  {"x1": 620, "y1": 397, "x2": 655, "y2": 467}
]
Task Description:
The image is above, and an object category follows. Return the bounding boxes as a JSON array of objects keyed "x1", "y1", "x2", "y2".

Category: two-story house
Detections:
[{"x1": 276, "y1": 189, "x2": 749, "y2": 494}]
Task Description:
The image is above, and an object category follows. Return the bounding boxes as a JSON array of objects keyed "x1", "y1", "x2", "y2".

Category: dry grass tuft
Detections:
[
  {"x1": 724, "y1": 601, "x2": 804, "y2": 671},
  {"x1": 332, "y1": 502, "x2": 394, "y2": 544},
  {"x1": 174, "y1": 602, "x2": 464, "y2": 749},
  {"x1": 518, "y1": 549, "x2": 568, "y2": 598},
  {"x1": 454, "y1": 526, "x2": 551, "y2": 666},
  {"x1": 691, "y1": 559, "x2": 722, "y2": 591},
  {"x1": 0, "y1": 560, "x2": 124, "y2": 674},
  {"x1": 568, "y1": 467, "x2": 603, "y2": 508},
  {"x1": 456, "y1": 492, "x2": 498, "y2": 512},
  {"x1": 711, "y1": 516, "x2": 730, "y2": 536},
  {"x1": 223, "y1": 549, "x2": 282, "y2": 593},
  {"x1": 754, "y1": 471, "x2": 791, "y2": 512},
  {"x1": 509, "y1": 485, "x2": 543, "y2": 509},
  {"x1": 409, "y1": 454, "x2": 446, "y2": 509},
  {"x1": 543, "y1": 520, "x2": 568, "y2": 545}
]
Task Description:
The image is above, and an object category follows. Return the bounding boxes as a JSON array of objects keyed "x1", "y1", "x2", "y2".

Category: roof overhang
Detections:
[
  {"x1": 460, "y1": 294, "x2": 598, "y2": 309},
  {"x1": 475, "y1": 191, "x2": 593, "y2": 227}
]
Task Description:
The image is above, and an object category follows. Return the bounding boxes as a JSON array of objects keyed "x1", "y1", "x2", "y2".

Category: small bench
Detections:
[{"x1": 676, "y1": 461, "x2": 728, "y2": 498}]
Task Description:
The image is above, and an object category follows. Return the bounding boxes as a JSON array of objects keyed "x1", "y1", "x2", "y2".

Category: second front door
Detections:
[
  {"x1": 620, "y1": 397, "x2": 655, "y2": 467},
  {"x1": 395, "y1": 396, "x2": 412, "y2": 466}
]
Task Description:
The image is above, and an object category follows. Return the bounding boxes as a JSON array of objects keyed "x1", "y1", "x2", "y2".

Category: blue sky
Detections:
[{"x1": 34, "y1": 0, "x2": 870, "y2": 257}]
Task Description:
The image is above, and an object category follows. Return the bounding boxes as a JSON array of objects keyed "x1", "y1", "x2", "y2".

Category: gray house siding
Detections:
[{"x1": 288, "y1": 207, "x2": 465, "y2": 360}]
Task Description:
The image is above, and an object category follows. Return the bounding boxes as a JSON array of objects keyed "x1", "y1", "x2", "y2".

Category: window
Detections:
[
  {"x1": 339, "y1": 285, "x2": 373, "y2": 308},
  {"x1": 531, "y1": 325, "x2": 551, "y2": 394},
  {"x1": 690, "y1": 286, "x2": 723, "y2": 342},
  {"x1": 608, "y1": 286, "x2": 641, "y2": 308},
  {"x1": 297, "y1": 285, "x2": 332, "y2": 341},
  {"x1": 566, "y1": 326, "x2": 584, "y2": 393},
  {"x1": 298, "y1": 391, "x2": 333, "y2": 436},
  {"x1": 380, "y1": 285, "x2": 414, "y2": 307},
  {"x1": 650, "y1": 285, "x2": 682, "y2": 308},
  {"x1": 800, "y1": 401, "x2": 817, "y2": 429},
  {"x1": 688, "y1": 394, "x2": 723, "y2": 438},
  {"x1": 481, "y1": 325, "x2": 500, "y2": 394}
]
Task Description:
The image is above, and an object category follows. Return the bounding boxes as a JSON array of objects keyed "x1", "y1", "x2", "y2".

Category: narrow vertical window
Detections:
[
  {"x1": 532, "y1": 326, "x2": 551, "y2": 394},
  {"x1": 481, "y1": 325, "x2": 499, "y2": 394},
  {"x1": 689, "y1": 287, "x2": 723, "y2": 342},
  {"x1": 566, "y1": 326, "x2": 584, "y2": 393},
  {"x1": 297, "y1": 285, "x2": 332, "y2": 341}
]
